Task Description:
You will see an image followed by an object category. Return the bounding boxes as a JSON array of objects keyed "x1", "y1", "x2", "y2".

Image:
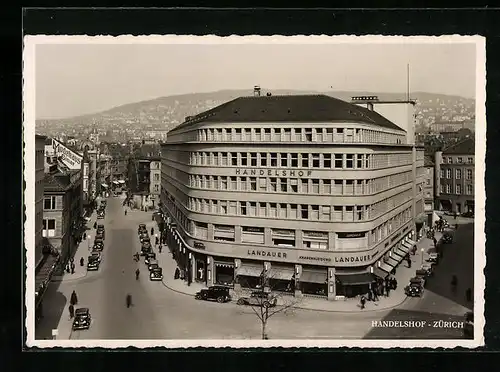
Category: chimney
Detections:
[{"x1": 254, "y1": 86, "x2": 261, "y2": 97}]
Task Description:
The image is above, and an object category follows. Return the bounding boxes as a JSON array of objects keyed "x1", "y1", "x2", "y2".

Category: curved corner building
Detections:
[{"x1": 160, "y1": 94, "x2": 425, "y2": 300}]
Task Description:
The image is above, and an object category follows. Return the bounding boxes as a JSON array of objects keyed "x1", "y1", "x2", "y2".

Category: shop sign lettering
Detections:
[
  {"x1": 235, "y1": 169, "x2": 312, "y2": 177},
  {"x1": 52, "y1": 139, "x2": 83, "y2": 170},
  {"x1": 334, "y1": 255, "x2": 371, "y2": 263},
  {"x1": 248, "y1": 249, "x2": 287, "y2": 259}
]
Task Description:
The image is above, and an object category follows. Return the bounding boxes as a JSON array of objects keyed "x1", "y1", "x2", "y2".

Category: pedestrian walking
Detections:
[
  {"x1": 70, "y1": 290, "x2": 78, "y2": 306},
  {"x1": 174, "y1": 267, "x2": 180, "y2": 279},
  {"x1": 125, "y1": 210, "x2": 127, "y2": 216},
  {"x1": 71, "y1": 262, "x2": 76, "y2": 274},
  {"x1": 360, "y1": 295, "x2": 366, "y2": 310},
  {"x1": 386, "y1": 286, "x2": 391, "y2": 297},
  {"x1": 83, "y1": 232, "x2": 87, "y2": 242},
  {"x1": 69, "y1": 304, "x2": 75, "y2": 319},
  {"x1": 93, "y1": 222, "x2": 97, "y2": 229},
  {"x1": 151, "y1": 227, "x2": 154, "y2": 236},
  {"x1": 80, "y1": 257, "x2": 84, "y2": 267},
  {"x1": 155, "y1": 236, "x2": 159, "y2": 246},
  {"x1": 373, "y1": 289, "x2": 379, "y2": 302},
  {"x1": 407, "y1": 257, "x2": 412, "y2": 268},
  {"x1": 466, "y1": 288, "x2": 472, "y2": 302},
  {"x1": 66, "y1": 264, "x2": 70, "y2": 274},
  {"x1": 158, "y1": 245, "x2": 162, "y2": 254}
]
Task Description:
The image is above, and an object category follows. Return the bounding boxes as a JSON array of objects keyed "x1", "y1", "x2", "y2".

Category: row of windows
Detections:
[
  {"x1": 184, "y1": 189, "x2": 413, "y2": 222},
  {"x1": 443, "y1": 156, "x2": 474, "y2": 164},
  {"x1": 370, "y1": 208, "x2": 413, "y2": 245},
  {"x1": 440, "y1": 168, "x2": 473, "y2": 180},
  {"x1": 185, "y1": 171, "x2": 413, "y2": 196},
  {"x1": 187, "y1": 152, "x2": 413, "y2": 169},
  {"x1": 42, "y1": 219, "x2": 56, "y2": 237},
  {"x1": 440, "y1": 184, "x2": 474, "y2": 195},
  {"x1": 196, "y1": 127, "x2": 406, "y2": 145}
]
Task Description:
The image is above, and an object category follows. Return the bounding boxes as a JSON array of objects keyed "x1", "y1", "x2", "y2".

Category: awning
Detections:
[
  {"x1": 336, "y1": 272, "x2": 375, "y2": 286},
  {"x1": 400, "y1": 241, "x2": 412, "y2": 253},
  {"x1": 406, "y1": 239, "x2": 417, "y2": 246},
  {"x1": 300, "y1": 270, "x2": 327, "y2": 284},
  {"x1": 392, "y1": 249, "x2": 406, "y2": 260},
  {"x1": 118, "y1": 180, "x2": 126, "y2": 184},
  {"x1": 378, "y1": 261, "x2": 393, "y2": 273},
  {"x1": 214, "y1": 261, "x2": 234, "y2": 269},
  {"x1": 237, "y1": 265, "x2": 263, "y2": 277},
  {"x1": 386, "y1": 256, "x2": 399, "y2": 267},
  {"x1": 372, "y1": 266, "x2": 389, "y2": 279},
  {"x1": 268, "y1": 268, "x2": 294, "y2": 281},
  {"x1": 101, "y1": 183, "x2": 108, "y2": 188},
  {"x1": 396, "y1": 247, "x2": 409, "y2": 258}
]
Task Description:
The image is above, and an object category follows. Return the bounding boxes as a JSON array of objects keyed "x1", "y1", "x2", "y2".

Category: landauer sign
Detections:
[
  {"x1": 235, "y1": 169, "x2": 312, "y2": 177},
  {"x1": 298, "y1": 253, "x2": 373, "y2": 264},
  {"x1": 247, "y1": 249, "x2": 288, "y2": 259},
  {"x1": 52, "y1": 139, "x2": 83, "y2": 170}
]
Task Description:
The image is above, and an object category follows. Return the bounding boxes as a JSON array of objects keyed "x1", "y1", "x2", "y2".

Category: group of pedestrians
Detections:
[{"x1": 360, "y1": 277, "x2": 398, "y2": 309}]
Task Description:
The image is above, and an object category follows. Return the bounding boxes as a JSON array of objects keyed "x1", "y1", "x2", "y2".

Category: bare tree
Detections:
[{"x1": 233, "y1": 269, "x2": 301, "y2": 340}]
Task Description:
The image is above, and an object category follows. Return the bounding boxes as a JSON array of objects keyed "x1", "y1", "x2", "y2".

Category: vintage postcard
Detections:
[{"x1": 23, "y1": 35, "x2": 485, "y2": 349}]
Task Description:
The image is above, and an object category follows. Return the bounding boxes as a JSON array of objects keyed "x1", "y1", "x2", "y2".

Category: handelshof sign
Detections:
[
  {"x1": 52, "y1": 139, "x2": 83, "y2": 170},
  {"x1": 235, "y1": 169, "x2": 312, "y2": 177}
]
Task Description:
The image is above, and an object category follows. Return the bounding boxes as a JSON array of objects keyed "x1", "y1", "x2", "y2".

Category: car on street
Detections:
[
  {"x1": 150, "y1": 267, "x2": 163, "y2": 281},
  {"x1": 427, "y1": 252, "x2": 440, "y2": 264},
  {"x1": 96, "y1": 232, "x2": 105, "y2": 241},
  {"x1": 420, "y1": 263, "x2": 434, "y2": 277},
  {"x1": 237, "y1": 291, "x2": 278, "y2": 307},
  {"x1": 415, "y1": 269, "x2": 429, "y2": 286},
  {"x1": 145, "y1": 252, "x2": 157, "y2": 265},
  {"x1": 97, "y1": 210, "x2": 105, "y2": 219},
  {"x1": 148, "y1": 259, "x2": 159, "y2": 271},
  {"x1": 443, "y1": 233, "x2": 453, "y2": 244},
  {"x1": 96, "y1": 224, "x2": 105, "y2": 238},
  {"x1": 72, "y1": 308, "x2": 92, "y2": 330},
  {"x1": 461, "y1": 211, "x2": 474, "y2": 218},
  {"x1": 404, "y1": 281, "x2": 424, "y2": 297},
  {"x1": 195, "y1": 286, "x2": 232, "y2": 303},
  {"x1": 138, "y1": 224, "x2": 147, "y2": 235},
  {"x1": 93, "y1": 239, "x2": 104, "y2": 251},
  {"x1": 87, "y1": 258, "x2": 100, "y2": 271},
  {"x1": 90, "y1": 251, "x2": 102, "y2": 263},
  {"x1": 141, "y1": 241, "x2": 152, "y2": 255},
  {"x1": 140, "y1": 234, "x2": 150, "y2": 243}
]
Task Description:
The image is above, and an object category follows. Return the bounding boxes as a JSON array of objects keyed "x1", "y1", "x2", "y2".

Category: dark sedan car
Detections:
[
  {"x1": 237, "y1": 291, "x2": 277, "y2": 308},
  {"x1": 195, "y1": 286, "x2": 232, "y2": 303},
  {"x1": 87, "y1": 258, "x2": 100, "y2": 271},
  {"x1": 72, "y1": 308, "x2": 91, "y2": 330}
]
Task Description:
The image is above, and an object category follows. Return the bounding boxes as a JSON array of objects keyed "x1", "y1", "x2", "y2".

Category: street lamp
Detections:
[
  {"x1": 420, "y1": 247, "x2": 425, "y2": 266},
  {"x1": 87, "y1": 235, "x2": 92, "y2": 251}
]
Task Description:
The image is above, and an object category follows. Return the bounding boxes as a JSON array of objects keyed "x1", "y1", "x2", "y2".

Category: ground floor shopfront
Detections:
[
  {"x1": 161, "y1": 215, "x2": 417, "y2": 301},
  {"x1": 437, "y1": 195, "x2": 474, "y2": 215}
]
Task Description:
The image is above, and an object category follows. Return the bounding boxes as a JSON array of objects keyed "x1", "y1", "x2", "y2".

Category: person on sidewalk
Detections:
[
  {"x1": 174, "y1": 267, "x2": 180, "y2": 279},
  {"x1": 151, "y1": 227, "x2": 154, "y2": 236},
  {"x1": 71, "y1": 262, "x2": 76, "y2": 274},
  {"x1": 407, "y1": 257, "x2": 412, "y2": 268},
  {"x1": 386, "y1": 285, "x2": 391, "y2": 297},
  {"x1": 125, "y1": 210, "x2": 127, "y2": 216},
  {"x1": 158, "y1": 245, "x2": 162, "y2": 254},
  {"x1": 373, "y1": 288, "x2": 379, "y2": 302},
  {"x1": 83, "y1": 232, "x2": 87, "y2": 241},
  {"x1": 155, "y1": 236, "x2": 159, "y2": 246},
  {"x1": 80, "y1": 257, "x2": 84, "y2": 267},
  {"x1": 466, "y1": 287, "x2": 472, "y2": 302},
  {"x1": 360, "y1": 295, "x2": 366, "y2": 310},
  {"x1": 93, "y1": 222, "x2": 97, "y2": 229},
  {"x1": 70, "y1": 290, "x2": 78, "y2": 306},
  {"x1": 69, "y1": 304, "x2": 75, "y2": 319}
]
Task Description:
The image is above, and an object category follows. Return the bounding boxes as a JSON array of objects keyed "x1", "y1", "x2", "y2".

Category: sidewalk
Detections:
[{"x1": 52, "y1": 210, "x2": 98, "y2": 283}]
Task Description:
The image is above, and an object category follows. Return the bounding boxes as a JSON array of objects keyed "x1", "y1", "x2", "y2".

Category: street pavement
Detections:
[{"x1": 35, "y1": 202, "x2": 475, "y2": 341}]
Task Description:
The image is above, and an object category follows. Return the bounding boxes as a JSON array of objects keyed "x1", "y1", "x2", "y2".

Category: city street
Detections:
[{"x1": 36, "y1": 198, "x2": 475, "y2": 340}]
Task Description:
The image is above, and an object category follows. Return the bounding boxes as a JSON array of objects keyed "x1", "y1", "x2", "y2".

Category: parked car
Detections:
[
  {"x1": 72, "y1": 308, "x2": 91, "y2": 330},
  {"x1": 97, "y1": 211, "x2": 105, "y2": 219},
  {"x1": 93, "y1": 239, "x2": 104, "y2": 251},
  {"x1": 410, "y1": 276, "x2": 426, "y2": 287},
  {"x1": 141, "y1": 242, "x2": 152, "y2": 255},
  {"x1": 427, "y1": 252, "x2": 440, "y2": 264},
  {"x1": 95, "y1": 232, "x2": 105, "y2": 241},
  {"x1": 96, "y1": 224, "x2": 105, "y2": 238},
  {"x1": 144, "y1": 252, "x2": 157, "y2": 265},
  {"x1": 138, "y1": 224, "x2": 147, "y2": 235},
  {"x1": 443, "y1": 233, "x2": 453, "y2": 244},
  {"x1": 414, "y1": 270, "x2": 428, "y2": 287},
  {"x1": 463, "y1": 311, "x2": 474, "y2": 338},
  {"x1": 150, "y1": 267, "x2": 163, "y2": 281},
  {"x1": 237, "y1": 291, "x2": 278, "y2": 308},
  {"x1": 420, "y1": 263, "x2": 434, "y2": 277},
  {"x1": 90, "y1": 252, "x2": 102, "y2": 263},
  {"x1": 195, "y1": 286, "x2": 232, "y2": 303},
  {"x1": 87, "y1": 258, "x2": 100, "y2": 271},
  {"x1": 404, "y1": 281, "x2": 424, "y2": 297},
  {"x1": 148, "y1": 259, "x2": 159, "y2": 271},
  {"x1": 461, "y1": 211, "x2": 474, "y2": 218}
]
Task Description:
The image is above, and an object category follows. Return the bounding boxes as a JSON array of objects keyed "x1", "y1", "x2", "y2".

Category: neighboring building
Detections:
[
  {"x1": 35, "y1": 135, "x2": 46, "y2": 266},
  {"x1": 43, "y1": 169, "x2": 83, "y2": 265},
  {"x1": 435, "y1": 137, "x2": 475, "y2": 214},
  {"x1": 160, "y1": 93, "x2": 425, "y2": 301},
  {"x1": 423, "y1": 156, "x2": 435, "y2": 225},
  {"x1": 430, "y1": 121, "x2": 467, "y2": 133},
  {"x1": 128, "y1": 156, "x2": 161, "y2": 210}
]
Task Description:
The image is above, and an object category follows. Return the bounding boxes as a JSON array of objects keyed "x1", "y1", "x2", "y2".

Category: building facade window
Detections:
[
  {"x1": 467, "y1": 157, "x2": 473, "y2": 164},
  {"x1": 467, "y1": 184, "x2": 473, "y2": 195},
  {"x1": 44, "y1": 196, "x2": 56, "y2": 210},
  {"x1": 446, "y1": 169, "x2": 452, "y2": 179},
  {"x1": 440, "y1": 169, "x2": 445, "y2": 178},
  {"x1": 445, "y1": 184, "x2": 451, "y2": 194},
  {"x1": 456, "y1": 184, "x2": 462, "y2": 195},
  {"x1": 456, "y1": 169, "x2": 462, "y2": 179},
  {"x1": 466, "y1": 169, "x2": 473, "y2": 180},
  {"x1": 42, "y1": 219, "x2": 56, "y2": 237}
]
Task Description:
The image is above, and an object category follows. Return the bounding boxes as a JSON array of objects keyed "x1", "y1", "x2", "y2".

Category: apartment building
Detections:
[
  {"x1": 160, "y1": 94, "x2": 425, "y2": 300},
  {"x1": 435, "y1": 137, "x2": 475, "y2": 214},
  {"x1": 35, "y1": 135, "x2": 46, "y2": 267},
  {"x1": 127, "y1": 157, "x2": 161, "y2": 210}
]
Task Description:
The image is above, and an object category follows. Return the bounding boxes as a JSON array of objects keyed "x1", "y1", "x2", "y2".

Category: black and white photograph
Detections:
[{"x1": 23, "y1": 35, "x2": 485, "y2": 348}]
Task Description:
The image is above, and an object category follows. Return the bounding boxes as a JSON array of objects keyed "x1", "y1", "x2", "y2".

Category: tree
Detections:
[{"x1": 233, "y1": 269, "x2": 302, "y2": 339}]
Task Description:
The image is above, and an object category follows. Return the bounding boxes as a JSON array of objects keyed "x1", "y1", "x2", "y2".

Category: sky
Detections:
[{"x1": 34, "y1": 41, "x2": 477, "y2": 119}]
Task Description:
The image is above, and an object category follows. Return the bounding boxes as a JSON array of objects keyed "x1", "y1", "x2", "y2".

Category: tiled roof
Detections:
[
  {"x1": 442, "y1": 137, "x2": 474, "y2": 155},
  {"x1": 172, "y1": 95, "x2": 404, "y2": 132}
]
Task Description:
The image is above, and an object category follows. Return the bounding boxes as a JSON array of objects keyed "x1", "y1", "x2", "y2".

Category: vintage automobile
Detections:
[
  {"x1": 101, "y1": 200, "x2": 107, "y2": 207},
  {"x1": 195, "y1": 286, "x2": 232, "y2": 303},
  {"x1": 427, "y1": 251, "x2": 440, "y2": 264},
  {"x1": 141, "y1": 241, "x2": 152, "y2": 255},
  {"x1": 93, "y1": 239, "x2": 104, "y2": 251},
  {"x1": 140, "y1": 234, "x2": 150, "y2": 243},
  {"x1": 95, "y1": 232, "x2": 105, "y2": 241},
  {"x1": 72, "y1": 308, "x2": 92, "y2": 330},
  {"x1": 443, "y1": 233, "x2": 453, "y2": 244},
  {"x1": 420, "y1": 263, "x2": 434, "y2": 277},
  {"x1": 87, "y1": 257, "x2": 100, "y2": 271},
  {"x1": 97, "y1": 212, "x2": 105, "y2": 219},
  {"x1": 414, "y1": 270, "x2": 428, "y2": 287},
  {"x1": 463, "y1": 311, "x2": 474, "y2": 338},
  {"x1": 237, "y1": 291, "x2": 278, "y2": 308},
  {"x1": 148, "y1": 259, "x2": 159, "y2": 271},
  {"x1": 96, "y1": 224, "x2": 105, "y2": 238},
  {"x1": 90, "y1": 251, "x2": 102, "y2": 263},
  {"x1": 144, "y1": 252, "x2": 157, "y2": 265},
  {"x1": 461, "y1": 211, "x2": 474, "y2": 218},
  {"x1": 138, "y1": 224, "x2": 147, "y2": 235},
  {"x1": 150, "y1": 267, "x2": 163, "y2": 281},
  {"x1": 404, "y1": 280, "x2": 424, "y2": 297}
]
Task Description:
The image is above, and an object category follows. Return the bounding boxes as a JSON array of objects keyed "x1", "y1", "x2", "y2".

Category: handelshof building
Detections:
[
  {"x1": 127, "y1": 156, "x2": 161, "y2": 210},
  {"x1": 42, "y1": 168, "x2": 83, "y2": 265},
  {"x1": 160, "y1": 93, "x2": 425, "y2": 300},
  {"x1": 434, "y1": 137, "x2": 475, "y2": 214}
]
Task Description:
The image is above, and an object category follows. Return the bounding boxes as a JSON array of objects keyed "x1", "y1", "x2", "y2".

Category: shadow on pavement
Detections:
[
  {"x1": 363, "y1": 309, "x2": 468, "y2": 339},
  {"x1": 424, "y1": 221, "x2": 474, "y2": 311},
  {"x1": 35, "y1": 280, "x2": 68, "y2": 340}
]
